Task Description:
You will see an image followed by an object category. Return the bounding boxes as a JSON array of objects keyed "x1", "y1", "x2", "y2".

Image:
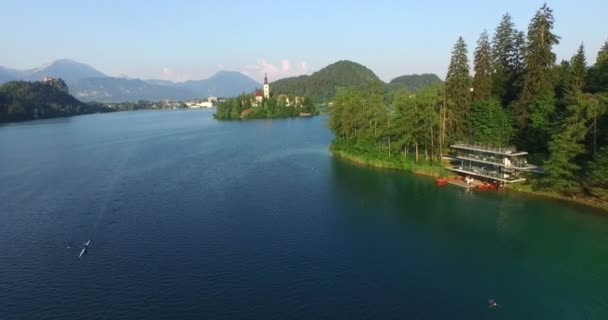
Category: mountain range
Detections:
[
  {"x1": 0, "y1": 59, "x2": 261, "y2": 102},
  {"x1": 0, "y1": 59, "x2": 442, "y2": 103}
]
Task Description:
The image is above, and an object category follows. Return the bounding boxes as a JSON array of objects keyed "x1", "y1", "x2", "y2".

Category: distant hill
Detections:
[
  {"x1": 179, "y1": 71, "x2": 261, "y2": 98},
  {"x1": 270, "y1": 60, "x2": 383, "y2": 102},
  {"x1": 387, "y1": 73, "x2": 442, "y2": 92},
  {"x1": 25, "y1": 59, "x2": 107, "y2": 83},
  {"x1": 0, "y1": 60, "x2": 261, "y2": 102},
  {"x1": 0, "y1": 80, "x2": 110, "y2": 123},
  {"x1": 0, "y1": 59, "x2": 107, "y2": 84},
  {"x1": 71, "y1": 77, "x2": 195, "y2": 102}
]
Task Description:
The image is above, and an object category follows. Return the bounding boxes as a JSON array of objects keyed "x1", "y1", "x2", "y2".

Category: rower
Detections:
[
  {"x1": 488, "y1": 299, "x2": 501, "y2": 309},
  {"x1": 79, "y1": 240, "x2": 91, "y2": 259}
]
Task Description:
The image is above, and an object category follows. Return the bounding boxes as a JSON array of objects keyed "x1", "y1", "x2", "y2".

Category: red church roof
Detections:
[{"x1": 254, "y1": 89, "x2": 263, "y2": 97}]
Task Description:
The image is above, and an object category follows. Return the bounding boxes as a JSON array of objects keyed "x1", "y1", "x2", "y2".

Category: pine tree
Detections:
[
  {"x1": 593, "y1": 41, "x2": 608, "y2": 93},
  {"x1": 564, "y1": 44, "x2": 587, "y2": 104},
  {"x1": 472, "y1": 30, "x2": 493, "y2": 101},
  {"x1": 445, "y1": 36, "x2": 471, "y2": 143},
  {"x1": 491, "y1": 13, "x2": 517, "y2": 103},
  {"x1": 515, "y1": 4, "x2": 560, "y2": 152}
]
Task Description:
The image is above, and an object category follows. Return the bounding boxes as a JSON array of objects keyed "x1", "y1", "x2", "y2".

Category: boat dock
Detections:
[{"x1": 447, "y1": 179, "x2": 483, "y2": 189}]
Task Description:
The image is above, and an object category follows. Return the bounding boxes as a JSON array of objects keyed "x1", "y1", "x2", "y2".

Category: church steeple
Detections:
[{"x1": 263, "y1": 73, "x2": 270, "y2": 99}]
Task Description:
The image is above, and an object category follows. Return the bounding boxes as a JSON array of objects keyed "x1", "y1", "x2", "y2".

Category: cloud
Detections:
[
  {"x1": 242, "y1": 58, "x2": 310, "y2": 82},
  {"x1": 161, "y1": 67, "x2": 190, "y2": 82},
  {"x1": 281, "y1": 59, "x2": 290, "y2": 72}
]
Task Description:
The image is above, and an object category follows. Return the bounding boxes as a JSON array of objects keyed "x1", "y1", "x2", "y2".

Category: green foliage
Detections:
[
  {"x1": 541, "y1": 94, "x2": 597, "y2": 195},
  {"x1": 469, "y1": 98, "x2": 513, "y2": 146},
  {"x1": 0, "y1": 80, "x2": 111, "y2": 123},
  {"x1": 587, "y1": 41, "x2": 608, "y2": 94},
  {"x1": 587, "y1": 146, "x2": 608, "y2": 192},
  {"x1": 328, "y1": 82, "x2": 443, "y2": 166}
]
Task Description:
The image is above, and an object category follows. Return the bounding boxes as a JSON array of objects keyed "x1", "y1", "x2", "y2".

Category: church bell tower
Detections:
[{"x1": 263, "y1": 73, "x2": 270, "y2": 99}]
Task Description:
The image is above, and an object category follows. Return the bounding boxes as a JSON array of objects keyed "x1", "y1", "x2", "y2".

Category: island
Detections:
[{"x1": 213, "y1": 74, "x2": 319, "y2": 120}]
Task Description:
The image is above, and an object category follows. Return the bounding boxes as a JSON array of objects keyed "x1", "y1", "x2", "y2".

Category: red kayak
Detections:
[
  {"x1": 477, "y1": 183, "x2": 498, "y2": 190},
  {"x1": 436, "y1": 176, "x2": 460, "y2": 186}
]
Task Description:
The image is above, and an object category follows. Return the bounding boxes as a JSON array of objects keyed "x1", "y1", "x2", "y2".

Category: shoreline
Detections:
[
  {"x1": 330, "y1": 148, "x2": 448, "y2": 178},
  {"x1": 331, "y1": 147, "x2": 608, "y2": 213}
]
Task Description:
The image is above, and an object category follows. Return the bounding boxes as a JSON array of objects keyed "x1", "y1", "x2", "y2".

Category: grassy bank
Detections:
[
  {"x1": 330, "y1": 141, "x2": 450, "y2": 178},
  {"x1": 505, "y1": 183, "x2": 608, "y2": 213}
]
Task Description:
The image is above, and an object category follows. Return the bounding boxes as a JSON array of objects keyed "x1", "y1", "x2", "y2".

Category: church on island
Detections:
[{"x1": 247, "y1": 73, "x2": 303, "y2": 108}]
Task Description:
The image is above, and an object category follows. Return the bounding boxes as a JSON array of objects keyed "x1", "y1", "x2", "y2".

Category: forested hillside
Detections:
[
  {"x1": 270, "y1": 60, "x2": 383, "y2": 103},
  {"x1": 0, "y1": 80, "x2": 111, "y2": 123},
  {"x1": 387, "y1": 74, "x2": 443, "y2": 92}
]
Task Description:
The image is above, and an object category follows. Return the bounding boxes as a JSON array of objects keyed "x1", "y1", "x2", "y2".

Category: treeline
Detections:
[
  {"x1": 0, "y1": 81, "x2": 112, "y2": 123},
  {"x1": 214, "y1": 94, "x2": 319, "y2": 120},
  {"x1": 328, "y1": 4, "x2": 608, "y2": 198}
]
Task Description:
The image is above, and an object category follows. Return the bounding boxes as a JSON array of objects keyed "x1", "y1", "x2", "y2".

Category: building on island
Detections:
[
  {"x1": 263, "y1": 73, "x2": 270, "y2": 99},
  {"x1": 252, "y1": 89, "x2": 264, "y2": 107},
  {"x1": 446, "y1": 143, "x2": 540, "y2": 185},
  {"x1": 277, "y1": 94, "x2": 291, "y2": 106}
]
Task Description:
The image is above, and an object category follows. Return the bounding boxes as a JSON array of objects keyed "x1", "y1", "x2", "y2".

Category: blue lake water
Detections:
[{"x1": 1, "y1": 109, "x2": 607, "y2": 319}]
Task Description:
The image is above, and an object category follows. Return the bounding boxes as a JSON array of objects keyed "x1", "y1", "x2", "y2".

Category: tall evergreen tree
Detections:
[
  {"x1": 472, "y1": 30, "x2": 493, "y2": 101},
  {"x1": 445, "y1": 36, "x2": 471, "y2": 143},
  {"x1": 512, "y1": 31, "x2": 526, "y2": 75},
  {"x1": 491, "y1": 13, "x2": 518, "y2": 103},
  {"x1": 515, "y1": 4, "x2": 560, "y2": 152},
  {"x1": 564, "y1": 44, "x2": 588, "y2": 104},
  {"x1": 589, "y1": 41, "x2": 608, "y2": 93}
]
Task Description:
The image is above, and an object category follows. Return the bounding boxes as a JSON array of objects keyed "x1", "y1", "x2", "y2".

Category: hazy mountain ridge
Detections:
[{"x1": 0, "y1": 60, "x2": 261, "y2": 102}]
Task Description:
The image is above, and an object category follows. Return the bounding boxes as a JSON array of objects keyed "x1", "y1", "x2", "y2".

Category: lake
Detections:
[{"x1": 1, "y1": 109, "x2": 607, "y2": 319}]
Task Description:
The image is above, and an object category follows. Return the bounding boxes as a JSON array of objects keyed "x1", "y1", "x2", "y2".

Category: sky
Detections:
[{"x1": 1, "y1": 0, "x2": 606, "y2": 83}]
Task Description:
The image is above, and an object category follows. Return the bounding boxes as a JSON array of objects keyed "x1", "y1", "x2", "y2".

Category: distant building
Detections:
[
  {"x1": 42, "y1": 76, "x2": 69, "y2": 93},
  {"x1": 252, "y1": 89, "x2": 263, "y2": 107},
  {"x1": 207, "y1": 96, "x2": 218, "y2": 103},
  {"x1": 277, "y1": 94, "x2": 291, "y2": 106},
  {"x1": 186, "y1": 100, "x2": 214, "y2": 108},
  {"x1": 294, "y1": 96, "x2": 305, "y2": 107}
]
